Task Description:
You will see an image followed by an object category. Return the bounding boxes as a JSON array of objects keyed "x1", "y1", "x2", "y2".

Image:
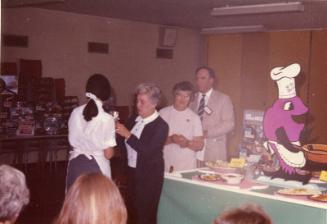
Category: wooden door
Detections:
[{"x1": 307, "y1": 30, "x2": 327, "y2": 144}]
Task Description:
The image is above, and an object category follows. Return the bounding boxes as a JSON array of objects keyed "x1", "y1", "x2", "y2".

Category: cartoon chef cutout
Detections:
[{"x1": 263, "y1": 63, "x2": 311, "y2": 183}]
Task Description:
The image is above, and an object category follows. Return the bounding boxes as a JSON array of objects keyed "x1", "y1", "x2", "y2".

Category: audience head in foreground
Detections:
[
  {"x1": 214, "y1": 204, "x2": 272, "y2": 224},
  {"x1": 0, "y1": 165, "x2": 30, "y2": 224},
  {"x1": 55, "y1": 173, "x2": 127, "y2": 224}
]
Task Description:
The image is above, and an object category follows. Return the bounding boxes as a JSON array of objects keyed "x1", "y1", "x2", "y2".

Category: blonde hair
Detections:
[
  {"x1": 55, "y1": 173, "x2": 127, "y2": 224},
  {"x1": 214, "y1": 204, "x2": 272, "y2": 224}
]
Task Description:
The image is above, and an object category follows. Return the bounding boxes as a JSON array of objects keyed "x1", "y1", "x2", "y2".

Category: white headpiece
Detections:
[
  {"x1": 85, "y1": 92, "x2": 98, "y2": 101},
  {"x1": 85, "y1": 92, "x2": 102, "y2": 112},
  {"x1": 270, "y1": 63, "x2": 300, "y2": 99}
]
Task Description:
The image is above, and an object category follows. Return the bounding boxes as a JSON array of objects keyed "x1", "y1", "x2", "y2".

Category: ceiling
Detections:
[{"x1": 3, "y1": 0, "x2": 327, "y2": 32}]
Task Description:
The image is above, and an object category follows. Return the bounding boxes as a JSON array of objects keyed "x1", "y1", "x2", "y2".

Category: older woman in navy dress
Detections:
[{"x1": 116, "y1": 83, "x2": 168, "y2": 224}]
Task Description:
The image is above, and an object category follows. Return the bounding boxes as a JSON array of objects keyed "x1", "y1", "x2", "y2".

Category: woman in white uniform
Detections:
[
  {"x1": 66, "y1": 74, "x2": 116, "y2": 190},
  {"x1": 160, "y1": 81, "x2": 204, "y2": 172}
]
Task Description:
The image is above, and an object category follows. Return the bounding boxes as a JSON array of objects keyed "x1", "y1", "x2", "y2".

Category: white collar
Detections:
[{"x1": 135, "y1": 110, "x2": 159, "y2": 125}]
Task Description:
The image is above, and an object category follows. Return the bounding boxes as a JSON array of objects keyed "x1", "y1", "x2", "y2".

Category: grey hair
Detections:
[
  {"x1": 195, "y1": 66, "x2": 216, "y2": 79},
  {"x1": 0, "y1": 165, "x2": 30, "y2": 222},
  {"x1": 135, "y1": 83, "x2": 162, "y2": 105}
]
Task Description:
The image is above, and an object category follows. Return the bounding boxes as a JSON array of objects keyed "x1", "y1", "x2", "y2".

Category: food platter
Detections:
[
  {"x1": 277, "y1": 188, "x2": 321, "y2": 196},
  {"x1": 205, "y1": 160, "x2": 236, "y2": 173},
  {"x1": 308, "y1": 194, "x2": 327, "y2": 202},
  {"x1": 198, "y1": 173, "x2": 220, "y2": 181}
]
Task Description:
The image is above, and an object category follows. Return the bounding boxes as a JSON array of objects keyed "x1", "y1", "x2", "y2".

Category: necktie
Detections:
[{"x1": 198, "y1": 94, "x2": 206, "y2": 119}]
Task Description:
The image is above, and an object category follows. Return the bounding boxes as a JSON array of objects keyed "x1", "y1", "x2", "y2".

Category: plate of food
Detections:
[
  {"x1": 198, "y1": 173, "x2": 220, "y2": 181},
  {"x1": 277, "y1": 188, "x2": 322, "y2": 196},
  {"x1": 205, "y1": 160, "x2": 236, "y2": 173},
  {"x1": 309, "y1": 194, "x2": 327, "y2": 202}
]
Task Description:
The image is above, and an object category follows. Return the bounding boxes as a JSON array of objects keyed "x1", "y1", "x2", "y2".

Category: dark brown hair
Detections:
[
  {"x1": 172, "y1": 81, "x2": 195, "y2": 101},
  {"x1": 214, "y1": 204, "x2": 272, "y2": 224},
  {"x1": 83, "y1": 74, "x2": 111, "y2": 121}
]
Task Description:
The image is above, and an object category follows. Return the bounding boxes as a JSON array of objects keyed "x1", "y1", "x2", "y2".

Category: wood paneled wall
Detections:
[
  {"x1": 206, "y1": 35, "x2": 243, "y2": 158},
  {"x1": 206, "y1": 30, "x2": 327, "y2": 158}
]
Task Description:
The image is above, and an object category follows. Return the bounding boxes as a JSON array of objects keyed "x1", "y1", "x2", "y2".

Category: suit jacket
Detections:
[
  {"x1": 118, "y1": 115, "x2": 169, "y2": 179},
  {"x1": 190, "y1": 90, "x2": 235, "y2": 161}
]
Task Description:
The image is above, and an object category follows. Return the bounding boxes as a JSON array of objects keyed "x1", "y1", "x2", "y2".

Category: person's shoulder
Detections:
[
  {"x1": 185, "y1": 107, "x2": 200, "y2": 117},
  {"x1": 97, "y1": 110, "x2": 115, "y2": 122},
  {"x1": 154, "y1": 115, "x2": 169, "y2": 128},
  {"x1": 212, "y1": 90, "x2": 231, "y2": 100},
  {"x1": 70, "y1": 104, "x2": 85, "y2": 115},
  {"x1": 102, "y1": 112, "x2": 114, "y2": 120},
  {"x1": 159, "y1": 105, "x2": 172, "y2": 115}
]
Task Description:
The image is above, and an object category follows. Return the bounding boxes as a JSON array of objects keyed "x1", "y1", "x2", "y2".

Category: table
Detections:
[
  {"x1": 0, "y1": 134, "x2": 70, "y2": 169},
  {"x1": 158, "y1": 169, "x2": 327, "y2": 224}
]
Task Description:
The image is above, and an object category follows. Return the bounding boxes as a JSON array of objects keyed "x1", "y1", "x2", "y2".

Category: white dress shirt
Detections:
[
  {"x1": 196, "y1": 88, "x2": 213, "y2": 160},
  {"x1": 68, "y1": 99, "x2": 116, "y2": 178},
  {"x1": 197, "y1": 88, "x2": 213, "y2": 106},
  {"x1": 125, "y1": 111, "x2": 159, "y2": 168}
]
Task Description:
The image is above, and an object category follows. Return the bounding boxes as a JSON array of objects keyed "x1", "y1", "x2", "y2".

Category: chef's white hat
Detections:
[{"x1": 270, "y1": 63, "x2": 300, "y2": 99}]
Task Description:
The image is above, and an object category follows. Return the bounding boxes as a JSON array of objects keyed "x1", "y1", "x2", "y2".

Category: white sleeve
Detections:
[
  {"x1": 68, "y1": 109, "x2": 80, "y2": 147},
  {"x1": 95, "y1": 116, "x2": 117, "y2": 149}
]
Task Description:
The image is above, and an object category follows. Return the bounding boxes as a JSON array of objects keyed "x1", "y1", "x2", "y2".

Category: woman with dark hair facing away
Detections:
[
  {"x1": 214, "y1": 204, "x2": 272, "y2": 224},
  {"x1": 55, "y1": 173, "x2": 127, "y2": 224},
  {"x1": 66, "y1": 74, "x2": 116, "y2": 190}
]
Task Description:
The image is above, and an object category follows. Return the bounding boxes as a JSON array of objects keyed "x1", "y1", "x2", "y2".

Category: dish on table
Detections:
[
  {"x1": 221, "y1": 173, "x2": 244, "y2": 185},
  {"x1": 277, "y1": 188, "x2": 321, "y2": 196},
  {"x1": 205, "y1": 160, "x2": 236, "y2": 172},
  {"x1": 309, "y1": 194, "x2": 327, "y2": 202},
  {"x1": 302, "y1": 144, "x2": 327, "y2": 163},
  {"x1": 198, "y1": 173, "x2": 220, "y2": 181}
]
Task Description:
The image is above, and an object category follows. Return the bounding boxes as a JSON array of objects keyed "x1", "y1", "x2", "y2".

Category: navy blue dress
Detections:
[{"x1": 119, "y1": 115, "x2": 168, "y2": 224}]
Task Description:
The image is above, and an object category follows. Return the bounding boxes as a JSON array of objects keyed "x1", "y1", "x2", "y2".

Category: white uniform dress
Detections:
[
  {"x1": 159, "y1": 106, "x2": 203, "y2": 172},
  {"x1": 68, "y1": 99, "x2": 116, "y2": 178}
]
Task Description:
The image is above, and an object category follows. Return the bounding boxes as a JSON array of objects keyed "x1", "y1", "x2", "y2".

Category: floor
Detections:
[{"x1": 14, "y1": 156, "x2": 127, "y2": 224}]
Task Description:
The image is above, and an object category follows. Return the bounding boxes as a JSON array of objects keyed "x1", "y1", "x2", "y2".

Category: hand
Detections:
[
  {"x1": 187, "y1": 136, "x2": 204, "y2": 151},
  {"x1": 171, "y1": 134, "x2": 180, "y2": 144},
  {"x1": 176, "y1": 135, "x2": 189, "y2": 148},
  {"x1": 104, "y1": 148, "x2": 114, "y2": 160},
  {"x1": 115, "y1": 122, "x2": 131, "y2": 139}
]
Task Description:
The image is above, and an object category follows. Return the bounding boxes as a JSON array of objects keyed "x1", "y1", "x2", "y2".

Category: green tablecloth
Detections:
[{"x1": 158, "y1": 170, "x2": 327, "y2": 224}]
